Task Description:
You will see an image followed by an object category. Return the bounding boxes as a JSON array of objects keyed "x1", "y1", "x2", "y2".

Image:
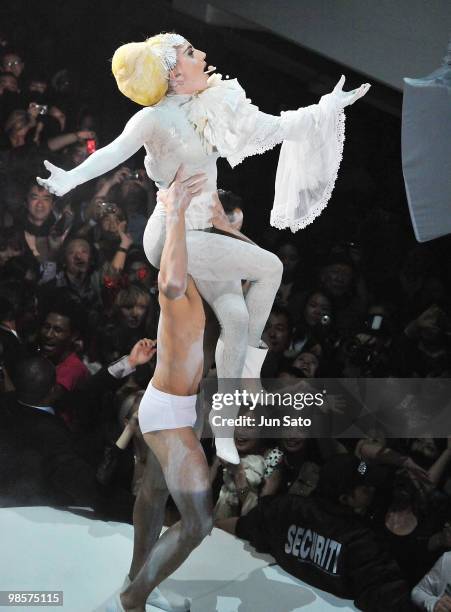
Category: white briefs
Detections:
[{"x1": 138, "y1": 380, "x2": 198, "y2": 433}]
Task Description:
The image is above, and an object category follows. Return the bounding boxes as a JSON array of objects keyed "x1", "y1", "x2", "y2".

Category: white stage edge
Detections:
[{"x1": 0, "y1": 507, "x2": 356, "y2": 611}]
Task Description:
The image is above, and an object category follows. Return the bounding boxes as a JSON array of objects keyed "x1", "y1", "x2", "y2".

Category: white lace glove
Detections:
[
  {"x1": 37, "y1": 160, "x2": 78, "y2": 197},
  {"x1": 333, "y1": 75, "x2": 371, "y2": 108}
]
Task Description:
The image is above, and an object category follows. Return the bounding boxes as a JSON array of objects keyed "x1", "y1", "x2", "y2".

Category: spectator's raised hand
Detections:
[
  {"x1": 109, "y1": 166, "x2": 132, "y2": 186},
  {"x1": 127, "y1": 409, "x2": 141, "y2": 435},
  {"x1": 76, "y1": 130, "x2": 96, "y2": 141},
  {"x1": 320, "y1": 393, "x2": 346, "y2": 415},
  {"x1": 37, "y1": 160, "x2": 75, "y2": 197},
  {"x1": 28, "y1": 102, "x2": 41, "y2": 121},
  {"x1": 24, "y1": 231, "x2": 38, "y2": 257},
  {"x1": 48, "y1": 227, "x2": 71, "y2": 254},
  {"x1": 128, "y1": 338, "x2": 157, "y2": 368},
  {"x1": 333, "y1": 75, "x2": 371, "y2": 108},
  {"x1": 416, "y1": 305, "x2": 442, "y2": 332},
  {"x1": 117, "y1": 220, "x2": 133, "y2": 250}
]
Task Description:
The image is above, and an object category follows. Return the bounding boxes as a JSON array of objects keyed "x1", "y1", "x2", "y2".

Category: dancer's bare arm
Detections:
[
  {"x1": 215, "y1": 517, "x2": 239, "y2": 534},
  {"x1": 37, "y1": 107, "x2": 156, "y2": 196},
  {"x1": 158, "y1": 166, "x2": 207, "y2": 301}
]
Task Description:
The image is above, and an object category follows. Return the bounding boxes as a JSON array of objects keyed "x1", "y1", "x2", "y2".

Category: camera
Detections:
[
  {"x1": 86, "y1": 138, "x2": 96, "y2": 155},
  {"x1": 341, "y1": 334, "x2": 390, "y2": 376},
  {"x1": 365, "y1": 314, "x2": 384, "y2": 334},
  {"x1": 99, "y1": 202, "x2": 119, "y2": 216},
  {"x1": 343, "y1": 337, "x2": 375, "y2": 367},
  {"x1": 125, "y1": 171, "x2": 140, "y2": 180},
  {"x1": 320, "y1": 314, "x2": 331, "y2": 327},
  {"x1": 30, "y1": 103, "x2": 48, "y2": 115}
]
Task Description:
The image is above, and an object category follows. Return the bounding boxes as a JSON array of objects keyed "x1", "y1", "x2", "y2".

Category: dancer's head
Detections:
[{"x1": 112, "y1": 33, "x2": 208, "y2": 106}]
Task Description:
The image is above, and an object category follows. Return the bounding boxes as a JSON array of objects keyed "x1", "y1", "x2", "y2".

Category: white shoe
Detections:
[
  {"x1": 214, "y1": 436, "x2": 240, "y2": 465},
  {"x1": 121, "y1": 575, "x2": 191, "y2": 612},
  {"x1": 242, "y1": 343, "x2": 268, "y2": 379},
  {"x1": 241, "y1": 343, "x2": 268, "y2": 398},
  {"x1": 211, "y1": 338, "x2": 240, "y2": 464},
  {"x1": 211, "y1": 340, "x2": 269, "y2": 465}
]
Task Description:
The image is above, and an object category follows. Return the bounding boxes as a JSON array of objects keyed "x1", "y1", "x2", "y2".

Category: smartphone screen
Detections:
[
  {"x1": 86, "y1": 139, "x2": 96, "y2": 155},
  {"x1": 371, "y1": 315, "x2": 383, "y2": 331}
]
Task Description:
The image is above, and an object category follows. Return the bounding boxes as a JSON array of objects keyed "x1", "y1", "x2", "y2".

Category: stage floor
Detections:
[{"x1": 0, "y1": 507, "x2": 356, "y2": 611}]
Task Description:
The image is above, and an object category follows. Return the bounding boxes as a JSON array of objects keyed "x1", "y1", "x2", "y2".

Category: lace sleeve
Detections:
[
  {"x1": 185, "y1": 77, "x2": 346, "y2": 232},
  {"x1": 222, "y1": 89, "x2": 346, "y2": 232},
  {"x1": 271, "y1": 92, "x2": 345, "y2": 233},
  {"x1": 223, "y1": 107, "x2": 285, "y2": 168}
]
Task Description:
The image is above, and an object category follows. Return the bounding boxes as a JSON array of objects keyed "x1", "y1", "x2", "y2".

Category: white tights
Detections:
[{"x1": 143, "y1": 215, "x2": 283, "y2": 379}]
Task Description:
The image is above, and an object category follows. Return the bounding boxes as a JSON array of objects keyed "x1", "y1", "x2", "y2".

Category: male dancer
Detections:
[{"x1": 111, "y1": 167, "x2": 214, "y2": 612}]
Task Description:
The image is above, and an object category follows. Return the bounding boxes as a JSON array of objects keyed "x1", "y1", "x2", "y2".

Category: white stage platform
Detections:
[{"x1": 0, "y1": 507, "x2": 356, "y2": 611}]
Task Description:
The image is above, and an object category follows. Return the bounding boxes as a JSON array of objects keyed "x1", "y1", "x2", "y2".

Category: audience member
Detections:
[
  {"x1": 217, "y1": 454, "x2": 416, "y2": 611},
  {"x1": 262, "y1": 306, "x2": 293, "y2": 377}
]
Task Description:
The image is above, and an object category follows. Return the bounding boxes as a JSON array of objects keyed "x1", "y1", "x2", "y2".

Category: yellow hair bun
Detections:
[{"x1": 112, "y1": 39, "x2": 168, "y2": 106}]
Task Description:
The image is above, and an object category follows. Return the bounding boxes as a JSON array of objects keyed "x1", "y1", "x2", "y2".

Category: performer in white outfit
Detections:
[{"x1": 37, "y1": 33, "x2": 370, "y2": 464}]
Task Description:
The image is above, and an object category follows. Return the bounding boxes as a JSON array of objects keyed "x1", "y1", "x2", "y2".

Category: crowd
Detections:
[{"x1": 1, "y1": 21, "x2": 451, "y2": 612}]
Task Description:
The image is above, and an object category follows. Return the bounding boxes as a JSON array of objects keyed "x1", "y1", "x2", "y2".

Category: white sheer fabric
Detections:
[
  {"x1": 179, "y1": 75, "x2": 346, "y2": 232},
  {"x1": 273, "y1": 94, "x2": 345, "y2": 232},
  {"x1": 63, "y1": 74, "x2": 346, "y2": 233}
]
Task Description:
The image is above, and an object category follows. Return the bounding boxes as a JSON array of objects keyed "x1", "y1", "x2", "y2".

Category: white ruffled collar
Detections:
[{"x1": 166, "y1": 74, "x2": 249, "y2": 153}]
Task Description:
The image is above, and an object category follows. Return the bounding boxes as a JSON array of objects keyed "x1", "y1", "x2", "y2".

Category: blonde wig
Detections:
[{"x1": 111, "y1": 33, "x2": 186, "y2": 106}]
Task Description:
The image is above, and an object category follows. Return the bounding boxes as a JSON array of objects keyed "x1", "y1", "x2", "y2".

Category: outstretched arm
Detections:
[
  {"x1": 204, "y1": 74, "x2": 369, "y2": 233},
  {"x1": 37, "y1": 107, "x2": 155, "y2": 197},
  {"x1": 158, "y1": 166, "x2": 207, "y2": 300}
]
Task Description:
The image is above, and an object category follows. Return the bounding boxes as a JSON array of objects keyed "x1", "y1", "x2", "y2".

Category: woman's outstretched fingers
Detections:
[
  {"x1": 43, "y1": 160, "x2": 56, "y2": 173},
  {"x1": 334, "y1": 74, "x2": 345, "y2": 91}
]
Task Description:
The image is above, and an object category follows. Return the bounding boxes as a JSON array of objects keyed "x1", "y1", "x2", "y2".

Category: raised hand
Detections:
[
  {"x1": 117, "y1": 220, "x2": 133, "y2": 251},
  {"x1": 76, "y1": 130, "x2": 97, "y2": 141},
  {"x1": 128, "y1": 338, "x2": 157, "y2": 368},
  {"x1": 333, "y1": 75, "x2": 371, "y2": 108},
  {"x1": 37, "y1": 160, "x2": 76, "y2": 197}
]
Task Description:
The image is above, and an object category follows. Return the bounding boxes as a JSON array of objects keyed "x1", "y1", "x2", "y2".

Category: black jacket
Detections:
[
  {"x1": 0, "y1": 396, "x2": 104, "y2": 509},
  {"x1": 236, "y1": 494, "x2": 416, "y2": 612},
  {"x1": 0, "y1": 326, "x2": 29, "y2": 385},
  {"x1": 0, "y1": 363, "x2": 135, "y2": 522}
]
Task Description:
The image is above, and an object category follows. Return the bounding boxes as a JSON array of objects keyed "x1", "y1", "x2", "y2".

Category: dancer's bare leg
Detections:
[
  {"x1": 126, "y1": 306, "x2": 216, "y2": 592},
  {"x1": 121, "y1": 427, "x2": 213, "y2": 612},
  {"x1": 127, "y1": 419, "x2": 209, "y2": 582},
  {"x1": 128, "y1": 448, "x2": 168, "y2": 582}
]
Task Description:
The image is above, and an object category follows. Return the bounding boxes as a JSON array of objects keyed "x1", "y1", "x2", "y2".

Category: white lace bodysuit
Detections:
[
  {"x1": 52, "y1": 75, "x2": 345, "y2": 399},
  {"x1": 67, "y1": 74, "x2": 346, "y2": 236}
]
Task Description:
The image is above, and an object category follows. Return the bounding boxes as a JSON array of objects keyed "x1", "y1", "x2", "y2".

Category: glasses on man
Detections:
[{"x1": 5, "y1": 60, "x2": 22, "y2": 67}]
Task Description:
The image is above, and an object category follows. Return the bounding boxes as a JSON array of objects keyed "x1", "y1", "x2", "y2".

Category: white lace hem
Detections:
[
  {"x1": 227, "y1": 127, "x2": 285, "y2": 168},
  {"x1": 270, "y1": 106, "x2": 346, "y2": 233}
]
